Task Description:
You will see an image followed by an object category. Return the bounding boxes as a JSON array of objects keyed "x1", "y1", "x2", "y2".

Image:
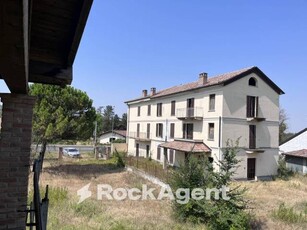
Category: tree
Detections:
[
  {"x1": 101, "y1": 105, "x2": 115, "y2": 132},
  {"x1": 170, "y1": 139, "x2": 250, "y2": 229},
  {"x1": 119, "y1": 113, "x2": 127, "y2": 130},
  {"x1": 30, "y1": 84, "x2": 96, "y2": 153},
  {"x1": 279, "y1": 108, "x2": 288, "y2": 144}
]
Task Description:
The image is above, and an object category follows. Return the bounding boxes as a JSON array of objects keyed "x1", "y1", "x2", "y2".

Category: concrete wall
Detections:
[
  {"x1": 126, "y1": 72, "x2": 281, "y2": 179},
  {"x1": 222, "y1": 73, "x2": 279, "y2": 148},
  {"x1": 233, "y1": 148, "x2": 279, "y2": 179},
  {"x1": 111, "y1": 143, "x2": 128, "y2": 154}
]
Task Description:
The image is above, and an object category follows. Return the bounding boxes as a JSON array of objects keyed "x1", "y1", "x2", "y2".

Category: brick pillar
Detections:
[{"x1": 0, "y1": 93, "x2": 36, "y2": 230}]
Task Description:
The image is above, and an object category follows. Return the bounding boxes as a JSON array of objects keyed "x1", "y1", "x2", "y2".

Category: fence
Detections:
[{"x1": 125, "y1": 156, "x2": 172, "y2": 183}]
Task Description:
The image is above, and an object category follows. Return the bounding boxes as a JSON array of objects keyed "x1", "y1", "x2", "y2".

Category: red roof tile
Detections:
[
  {"x1": 159, "y1": 140, "x2": 211, "y2": 153},
  {"x1": 284, "y1": 149, "x2": 307, "y2": 159},
  {"x1": 125, "y1": 66, "x2": 284, "y2": 103}
]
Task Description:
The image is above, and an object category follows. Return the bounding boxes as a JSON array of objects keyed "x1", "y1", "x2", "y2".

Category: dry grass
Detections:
[
  {"x1": 28, "y1": 155, "x2": 307, "y2": 229},
  {"x1": 28, "y1": 156, "x2": 206, "y2": 230},
  {"x1": 238, "y1": 175, "x2": 307, "y2": 229}
]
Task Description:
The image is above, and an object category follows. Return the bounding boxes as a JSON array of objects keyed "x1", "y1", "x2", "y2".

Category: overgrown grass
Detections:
[
  {"x1": 28, "y1": 186, "x2": 68, "y2": 206},
  {"x1": 272, "y1": 203, "x2": 307, "y2": 224}
]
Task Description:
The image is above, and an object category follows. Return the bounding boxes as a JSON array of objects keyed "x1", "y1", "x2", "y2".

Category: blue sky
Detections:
[{"x1": 1, "y1": 0, "x2": 306, "y2": 132}]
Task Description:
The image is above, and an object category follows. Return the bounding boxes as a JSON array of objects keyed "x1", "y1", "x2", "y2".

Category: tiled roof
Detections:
[
  {"x1": 100, "y1": 130, "x2": 127, "y2": 137},
  {"x1": 159, "y1": 140, "x2": 211, "y2": 153},
  {"x1": 152, "y1": 66, "x2": 254, "y2": 98},
  {"x1": 125, "y1": 66, "x2": 284, "y2": 103},
  {"x1": 113, "y1": 130, "x2": 127, "y2": 137},
  {"x1": 284, "y1": 149, "x2": 307, "y2": 159}
]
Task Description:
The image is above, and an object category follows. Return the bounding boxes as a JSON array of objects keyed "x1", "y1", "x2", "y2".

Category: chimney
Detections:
[
  {"x1": 199, "y1": 72, "x2": 208, "y2": 85},
  {"x1": 150, "y1": 87, "x2": 156, "y2": 96},
  {"x1": 142, "y1": 89, "x2": 148, "y2": 97}
]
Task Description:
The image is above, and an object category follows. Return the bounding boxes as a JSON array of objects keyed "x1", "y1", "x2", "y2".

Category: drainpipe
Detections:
[
  {"x1": 218, "y1": 116, "x2": 222, "y2": 172},
  {"x1": 163, "y1": 119, "x2": 168, "y2": 170}
]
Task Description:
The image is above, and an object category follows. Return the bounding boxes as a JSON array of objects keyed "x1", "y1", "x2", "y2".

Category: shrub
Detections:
[
  {"x1": 114, "y1": 150, "x2": 125, "y2": 168},
  {"x1": 169, "y1": 139, "x2": 251, "y2": 229},
  {"x1": 277, "y1": 156, "x2": 293, "y2": 180}
]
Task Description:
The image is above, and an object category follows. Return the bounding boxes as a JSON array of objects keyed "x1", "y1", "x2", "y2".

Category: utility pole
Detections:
[{"x1": 94, "y1": 120, "x2": 98, "y2": 159}]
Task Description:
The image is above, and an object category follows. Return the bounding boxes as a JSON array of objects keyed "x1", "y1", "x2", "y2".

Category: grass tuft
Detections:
[{"x1": 272, "y1": 203, "x2": 307, "y2": 224}]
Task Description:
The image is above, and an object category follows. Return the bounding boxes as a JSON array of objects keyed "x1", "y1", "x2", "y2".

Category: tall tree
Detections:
[
  {"x1": 119, "y1": 113, "x2": 127, "y2": 130},
  {"x1": 279, "y1": 108, "x2": 288, "y2": 144},
  {"x1": 101, "y1": 105, "x2": 115, "y2": 132},
  {"x1": 30, "y1": 84, "x2": 96, "y2": 152}
]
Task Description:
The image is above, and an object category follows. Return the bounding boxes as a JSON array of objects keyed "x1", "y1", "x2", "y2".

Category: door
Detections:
[
  {"x1": 247, "y1": 158, "x2": 256, "y2": 180},
  {"x1": 146, "y1": 145, "x2": 150, "y2": 158},
  {"x1": 136, "y1": 143, "x2": 139, "y2": 157}
]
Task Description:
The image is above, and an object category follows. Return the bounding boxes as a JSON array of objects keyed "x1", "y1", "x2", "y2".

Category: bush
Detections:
[
  {"x1": 114, "y1": 150, "x2": 125, "y2": 168},
  {"x1": 169, "y1": 139, "x2": 251, "y2": 229},
  {"x1": 277, "y1": 156, "x2": 293, "y2": 180}
]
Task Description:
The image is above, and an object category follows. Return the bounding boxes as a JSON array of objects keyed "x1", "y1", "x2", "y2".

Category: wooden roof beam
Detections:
[{"x1": 0, "y1": 0, "x2": 30, "y2": 94}]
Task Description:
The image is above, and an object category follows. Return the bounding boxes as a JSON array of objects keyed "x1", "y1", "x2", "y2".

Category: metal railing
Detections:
[
  {"x1": 176, "y1": 107, "x2": 203, "y2": 119},
  {"x1": 26, "y1": 151, "x2": 49, "y2": 230},
  {"x1": 129, "y1": 132, "x2": 151, "y2": 140}
]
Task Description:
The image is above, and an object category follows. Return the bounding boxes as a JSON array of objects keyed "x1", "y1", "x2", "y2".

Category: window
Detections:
[
  {"x1": 169, "y1": 149, "x2": 174, "y2": 164},
  {"x1": 249, "y1": 125, "x2": 256, "y2": 149},
  {"x1": 157, "y1": 103, "x2": 162, "y2": 117},
  {"x1": 157, "y1": 147, "x2": 161, "y2": 160},
  {"x1": 147, "y1": 105, "x2": 151, "y2": 116},
  {"x1": 247, "y1": 96, "x2": 259, "y2": 118},
  {"x1": 137, "y1": 123, "x2": 140, "y2": 138},
  {"x1": 109, "y1": 138, "x2": 115, "y2": 143},
  {"x1": 208, "y1": 157, "x2": 214, "y2": 163},
  {"x1": 170, "y1": 123, "x2": 175, "y2": 139},
  {"x1": 187, "y1": 98, "x2": 194, "y2": 117},
  {"x1": 137, "y1": 106, "x2": 141, "y2": 116},
  {"x1": 183, "y1": 123, "x2": 193, "y2": 139},
  {"x1": 146, "y1": 145, "x2": 150, "y2": 158},
  {"x1": 249, "y1": 77, "x2": 257, "y2": 87},
  {"x1": 171, "y1": 101, "x2": 176, "y2": 116},
  {"x1": 208, "y1": 123, "x2": 215, "y2": 140},
  {"x1": 147, "y1": 123, "x2": 150, "y2": 139},
  {"x1": 209, "y1": 94, "x2": 215, "y2": 111},
  {"x1": 156, "y1": 123, "x2": 163, "y2": 138}
]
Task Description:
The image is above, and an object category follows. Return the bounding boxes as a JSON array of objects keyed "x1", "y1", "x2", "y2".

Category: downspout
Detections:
[
  {"x1": 218, "y1": 116, "x2": 222, "y2": 172},
  {"x1": 126, "y1": 104, "x2": 130, "y2": 154}
]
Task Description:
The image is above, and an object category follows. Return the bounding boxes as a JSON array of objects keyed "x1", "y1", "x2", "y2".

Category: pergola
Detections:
[{"x1": 0, "y1": 0, "x2": 93, "y2": 228}]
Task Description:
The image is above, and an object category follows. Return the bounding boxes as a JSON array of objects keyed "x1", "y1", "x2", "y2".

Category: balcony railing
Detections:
[
  {"x1": 176, "y1": 107, "x2": 203, "y2": 120},
  {"x1": 129, "y1": 132, "x2": 151, "y2": 141}
]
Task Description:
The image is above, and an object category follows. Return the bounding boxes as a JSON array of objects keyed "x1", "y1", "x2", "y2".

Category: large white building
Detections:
[{"x1": 125, "y1": 67, "x2": 284, "y2": 180}]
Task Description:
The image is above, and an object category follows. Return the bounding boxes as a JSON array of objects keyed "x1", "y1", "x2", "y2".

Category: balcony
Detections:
[
  {"x1": 129, "y1": 132, "x2": 151, "y2": 142},
  {"x1": 176, "y1": 107, "x2": 203, "y2": 120}
]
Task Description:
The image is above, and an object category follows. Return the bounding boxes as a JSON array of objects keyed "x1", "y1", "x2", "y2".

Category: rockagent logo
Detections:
[{"x1": 77, "y1": 183, "x2": 230, "y2": 204}]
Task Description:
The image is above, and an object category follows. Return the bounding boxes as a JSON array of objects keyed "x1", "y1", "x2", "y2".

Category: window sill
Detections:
[
  {"x1": 207, "y1": 139, "x2": 214, "y2": 141},
  {"x1": 208, "y1": 110, "x2": 215, "y2": 112}
]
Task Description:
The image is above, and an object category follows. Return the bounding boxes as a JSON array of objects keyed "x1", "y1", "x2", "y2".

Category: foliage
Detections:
[
  {"x1": 277, "y1": 156, "x2": 293, "y2": 180},
  {"x1": 28, "y1": 186, "x2": 68, "y2": 207},
  {"x1": 169, "y1": 139, "x2": 251, "y2": 229},
  {"x1": 30, "y1": 84, "x2": 96, "y2": 151},
  {"x1": 114, "y1": 150, "x2": 125, "y2": 168},
  {"x1": 112, "y1": 139, "x2": 126, "y2": 143},
  {"x1": 272, "y1": 203, "x2": 307, "y2": 224},
  {"x1": 97, "y1": 105, "x2": 127, "y2": 134}
]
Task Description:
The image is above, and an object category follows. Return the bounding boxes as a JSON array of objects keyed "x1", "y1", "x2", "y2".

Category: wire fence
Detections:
[{"x1": 125, "y1": 156, "x2": 173, "y2": 183}]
